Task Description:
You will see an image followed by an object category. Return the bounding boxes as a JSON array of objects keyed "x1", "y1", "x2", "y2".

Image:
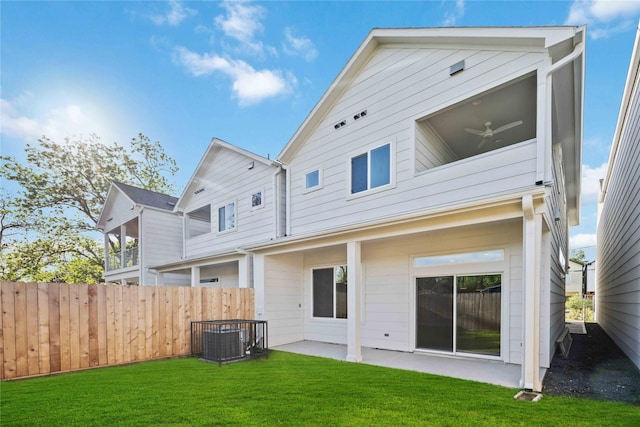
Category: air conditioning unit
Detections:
[{"x1": 202, "y1": 329, "x2": 244, "y2": 362}]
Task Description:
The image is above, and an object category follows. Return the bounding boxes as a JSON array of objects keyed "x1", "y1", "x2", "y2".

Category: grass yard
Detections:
[{"x1": 1, "y1": 351, "x2": 638, "y2": 426}]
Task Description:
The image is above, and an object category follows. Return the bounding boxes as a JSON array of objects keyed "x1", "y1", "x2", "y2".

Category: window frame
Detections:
[
  {"x1": 348, "y1": 141, "x2": 394, "y2": 198},
  {"x1": 217, "y1": 201, "x2": 237, "y2": 234},
  {"x1": 251, "y1": 189, "x2": 264, "y2": 210},
  {"x1": 303, "y1": 167, "x2": 323, "y2": 193},
  {"x1": 311, "y1": 265, "x2": 348, "y2": 320}
]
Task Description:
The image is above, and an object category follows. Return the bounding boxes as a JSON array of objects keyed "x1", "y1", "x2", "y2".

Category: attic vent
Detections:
[
  {"x1": 194, "y1": 188, "x2": 205, "y2": 195},
  {"x1": 449, "y1": 60, "x2": 465, "y2": 76},
  {"x1": 334, "y1": 120, "x2": 346, "y2": 130},
  {"x1": 353, "y1": 110, "x2": 368, "y2": 120}
]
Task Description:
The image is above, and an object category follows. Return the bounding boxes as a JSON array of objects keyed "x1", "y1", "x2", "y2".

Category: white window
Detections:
[
  {"x1": 414, "y1": 249, "x2": 504, "y2": 267},
  {"x1": 312, "y1": 266, "x2": 348, "y2": 319},
  {"x1": 251, "y1": 191, "x2": 263, "y2": 209},
  {"x1": 304, "y1": 168, "x2": 322, "y2": 192},
  {"x1": 187, "y1": 205, "x2": 211, "y2": 238},
  {"x1": 350, "y1": 143, "x2": 391, "y2": 194},
  {"x1": 217, "y1": 202, "x2": 236, "y2": 232}
]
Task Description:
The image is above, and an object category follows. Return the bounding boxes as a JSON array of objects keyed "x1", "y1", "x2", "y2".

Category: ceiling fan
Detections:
[{"x1": 464, "y1": 120, "x2": 523, "y2": 148}]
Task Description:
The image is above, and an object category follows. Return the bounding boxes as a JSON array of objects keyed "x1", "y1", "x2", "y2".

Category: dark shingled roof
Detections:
[{"x1": 113, "y1": 182, "x2": 178, "y2": 211}]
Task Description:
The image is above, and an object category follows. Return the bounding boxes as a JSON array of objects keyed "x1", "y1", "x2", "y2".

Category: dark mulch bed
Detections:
[{"x1": 543, "y1": 322, "x2": 640, "y2": 404}]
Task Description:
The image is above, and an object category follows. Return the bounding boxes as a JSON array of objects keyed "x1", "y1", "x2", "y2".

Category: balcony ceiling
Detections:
[{"x1": 424, "y1": 74, "x2": 537, "y2": 160}]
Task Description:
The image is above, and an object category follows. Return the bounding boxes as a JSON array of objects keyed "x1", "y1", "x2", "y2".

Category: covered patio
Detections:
[{"x1": 274, "y1": 341, "x2": 531, "y2": 389}]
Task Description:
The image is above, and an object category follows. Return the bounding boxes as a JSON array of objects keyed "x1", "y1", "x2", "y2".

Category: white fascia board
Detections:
[{"x1": 96, "y1": 182, "x2": 136, "y2": 230}]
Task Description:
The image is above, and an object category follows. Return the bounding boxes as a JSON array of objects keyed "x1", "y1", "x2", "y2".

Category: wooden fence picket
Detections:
[{"x1": 0, "y1": 283, "x2": 253, "y2": 379}]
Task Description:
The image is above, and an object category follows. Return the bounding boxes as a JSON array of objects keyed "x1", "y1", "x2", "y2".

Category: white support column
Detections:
[
  {"x1": 190, "y1": 266, "x2": 200, "y2": 288},
  {"x1": 120, "y1": 224, "x2": 127, "y2": 268},
  {"x1": 346, "y1": 241, "x2": 362, "y2": 362},
  {"x1": 522, "y1": 195, "x2": 542, "y2": 391},
  {"x1": 254, "y1": 254, "x2": 265, "y2": 320},
  {"x1": 238, "y1": 256, "x2": 249, "y2": 288},
  {"x1": 156, "y1": 272, "x2": 165, "y2": 286}
]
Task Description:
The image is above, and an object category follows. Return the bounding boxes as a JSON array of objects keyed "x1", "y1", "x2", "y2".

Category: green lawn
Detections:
[{"x1": 1, "y1": 351, "x2": 638, "y2": 426}]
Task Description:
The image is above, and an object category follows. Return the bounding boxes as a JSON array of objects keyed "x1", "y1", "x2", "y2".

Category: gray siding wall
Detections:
[
  {"x1": 597, "y1": 66, "x2": 640, "y2": 371},
  {"x1": 287, "y1": 45, "x2": 544, "y2": 236},
  {"x1": 182, "y1": 148, "x2": 278, "y2": 258}
]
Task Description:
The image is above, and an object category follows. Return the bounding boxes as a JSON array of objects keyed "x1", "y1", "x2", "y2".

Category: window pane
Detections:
[
  {"x1": 252, "y1": 192, "x2": 262, "y2": 207},
  {"x1": 456, "y1": 274, "x2": 501, "y2": 356},
  {"x1": 370, "y1": 144, "x2": 390, "y2": 188},
  {"x1": 306, "y1": 170, "x2": 319, "y2": 189},
  {"x1": 226, "y1": 203, "x2": 235, "y2": 229},
  {"x1": 414, "y1": 250, "x2": 504, "y2": 267},
  {"x1": 351, "y1": 153, "x2": 368, "y2": 193},
  {"x1": 335, "y1": 266, "x2": 348, "y2": 319},
  {"x1": 416, "y1": 276, "x2": 453, "y2": 351},
  {"x1": 218, "y1": 206, "x2": 226, "y2": 232},
  {"x1": 313, "y1": 268, "x2": 334, "y2": 318}
]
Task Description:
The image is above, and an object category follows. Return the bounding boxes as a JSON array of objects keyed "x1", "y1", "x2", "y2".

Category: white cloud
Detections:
[
  {"x1": 565, "y1": 0, "x2": 640, "y2": 39},
  {"x1": 283, "y1": 28, "x2": 318, "y2": 62},
  {"x1": 570, "y1": 233, "x2": 597, "y2": 249},
  {"x1": 442, "y1": 0, "x2": 465, "y2": 26},
  {"x1": 0, "y1": 95, "x2": 105, "y2": 144},
  {"x1": 173, "y1": 47, "x2": 294, "y2": 106},
  {"x1": 150, "y1": 0, "x2": 196, "y2": 27},
  {"x1": 215, "y1": 1, "x2": 267, "y2": 55},
  {"x1": 581, "y1": 162, "x2": 608, "y2": 204}
]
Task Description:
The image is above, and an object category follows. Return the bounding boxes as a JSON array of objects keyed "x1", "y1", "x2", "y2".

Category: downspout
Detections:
[
  {"x1": 539, "y1": 40, "x2": 584, "y2": 184},
  {"x1": 274, "y1": 160, "x2": 290, "y2": 237},
  {"x1": 271, "y1": 163, "x2": 283, "y2": 239},
  {"x1": 138, "y1": 207, "x2": 144, "y2": 285}
]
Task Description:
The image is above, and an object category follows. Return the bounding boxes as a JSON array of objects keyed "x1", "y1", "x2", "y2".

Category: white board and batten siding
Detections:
[
  {"x1": 182, "y1": 147, "x2": 279, "y2": 259},
  {"x1": 597, "y1": 39, "x2": 640, "y2": 370},
  {"x1": 287, "y1": 45, "x2": 545, "y2": 236}
]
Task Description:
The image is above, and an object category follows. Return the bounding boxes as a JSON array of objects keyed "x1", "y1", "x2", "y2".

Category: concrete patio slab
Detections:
[{"x1": 274, "y1": 341, "x2": 528, "y2": 389}]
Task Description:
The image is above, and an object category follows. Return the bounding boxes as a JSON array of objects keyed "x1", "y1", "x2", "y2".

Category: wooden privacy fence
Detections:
[{"x1": 0, "y1": 282, "x2": 254, "y2": 380}]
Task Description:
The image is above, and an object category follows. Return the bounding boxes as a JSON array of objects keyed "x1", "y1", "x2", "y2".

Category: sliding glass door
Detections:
[{"x1": 416, "y1": 274, "x2": 501, "y2": 356}]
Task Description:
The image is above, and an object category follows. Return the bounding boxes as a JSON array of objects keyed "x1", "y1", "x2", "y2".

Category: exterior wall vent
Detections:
[{"x1": 450, "y1": 60, "x2": 465, "y2": 76}]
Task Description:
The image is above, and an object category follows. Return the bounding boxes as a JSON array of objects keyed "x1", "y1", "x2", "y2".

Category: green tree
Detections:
[
  {"x1": 1, "y1": 133, "x2": 178, "y2": 283},
  {"x1": 570, "y1": 249, "x2": 586, "y2": 265}
]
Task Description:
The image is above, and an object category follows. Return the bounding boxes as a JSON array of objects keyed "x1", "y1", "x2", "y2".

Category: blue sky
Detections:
[{"x1": 3, "y1": 0, "x2": 640, "y2": 260}]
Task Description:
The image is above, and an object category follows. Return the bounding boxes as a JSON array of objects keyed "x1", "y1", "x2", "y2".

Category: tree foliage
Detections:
[
  {"x1": 1, "y1": 133, "x2": 178, "y2": 283},
  {"x1": 569, "y1": 249, "x2": 586, "y2": 265}
]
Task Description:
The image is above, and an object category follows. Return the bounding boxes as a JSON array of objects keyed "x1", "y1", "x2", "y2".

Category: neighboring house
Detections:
[
  {"x1": 97, "y1": 182, "x2": 182, "y2": 286},
  {"x1": 145, "y1": 138, "x2": 284, "y2": 288},
  {"x1": 566, "y1": 260, "x2": 583, "y2": 296},
  {"x1": 99, "y1": 26, "x2": 586, "y2": 391},
  {"x1": 597, "y1": 24, "x2": 640, "y2": 371}
]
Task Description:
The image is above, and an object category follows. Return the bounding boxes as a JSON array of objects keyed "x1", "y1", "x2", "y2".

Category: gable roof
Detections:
[
  {"x1": 275, "y1": 26, "x2": 585, "y2": 225},
  {"x1": 96, "y1": 182, "x2": 178, "y2": 230},
  {"x1": 174, "y1": 137, "x2": 278, "y2": 211},
  {"x1": 112, "y1": 182, "x2": 178, "y2": 210}
]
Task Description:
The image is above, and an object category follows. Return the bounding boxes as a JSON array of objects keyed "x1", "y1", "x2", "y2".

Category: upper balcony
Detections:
[
  {"x1": 414, "y1": 72, "x2": 536, "y2": 174},
  {"x1": 105, "y1": 217, "x2": 139, "y2": 272}
]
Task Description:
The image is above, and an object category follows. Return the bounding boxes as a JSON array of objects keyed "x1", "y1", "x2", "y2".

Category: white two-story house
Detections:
[{"x1": 99, "y1": 26, "x2": 585, "y2": 392}]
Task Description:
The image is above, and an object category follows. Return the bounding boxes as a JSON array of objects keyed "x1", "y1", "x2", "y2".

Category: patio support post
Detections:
[
  {"x1": 346, "y1": 240, "x2": 362, "y2": 362},
  {"x1": 191, "y1": 266, "x2": 200, "y2": 288},
  {"x1": 238, "y1": 256, "x2": 249, "y2": 288},
  {"x1": 522, "y1": 195, "x2": 542, "y2": 391}
]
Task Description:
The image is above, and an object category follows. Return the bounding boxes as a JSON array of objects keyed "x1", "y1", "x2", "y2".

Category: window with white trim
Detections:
[
  {"x1": 305, "y1": 169, "x2": 321, "y2": 191},
  {"x1": 251, "y1": 191, "x2": 263, "y2": 209},
  {"x1": 350, "y1": 143, "x2": 391, "y2": 194},
  {"x1": 312, "y1": 266, "x2": 347, "y2": 319},
  {"x1": 217, "y1": 202, "x2": 235, "y2": 232}
]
